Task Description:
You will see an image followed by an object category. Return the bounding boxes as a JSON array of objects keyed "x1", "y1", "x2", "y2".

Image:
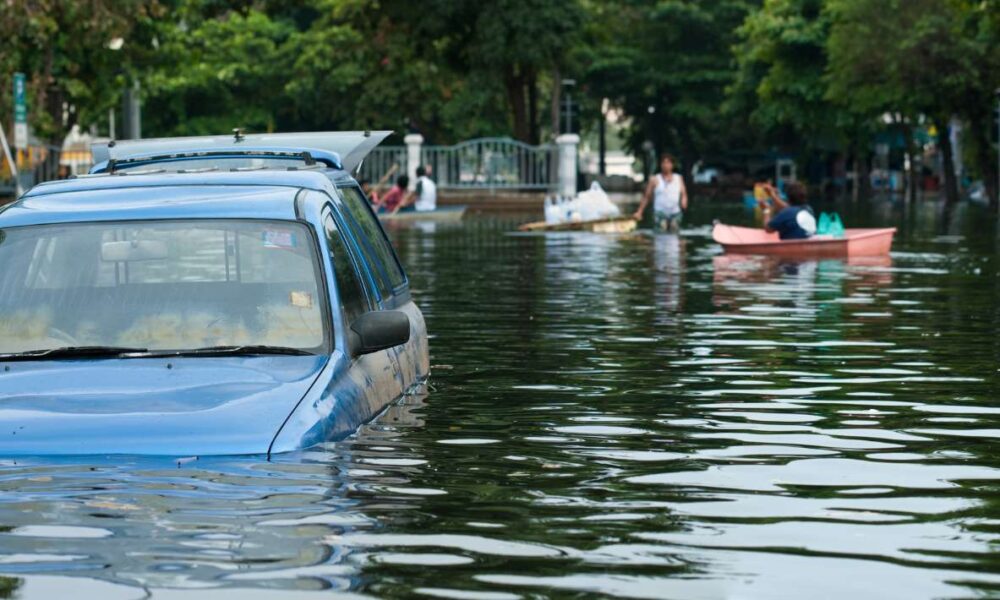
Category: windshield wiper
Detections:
[
  {"x1": 0, "y1": 346, "x2": 149, "y2": 361},
  {"x1": 145, "y1": 345, "x2": 315, "y2": 358}
]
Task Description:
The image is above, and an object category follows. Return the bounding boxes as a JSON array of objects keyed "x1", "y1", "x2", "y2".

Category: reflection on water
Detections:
[{"x1": 0, "y1": 200, "x2": 999, "y2": 598}]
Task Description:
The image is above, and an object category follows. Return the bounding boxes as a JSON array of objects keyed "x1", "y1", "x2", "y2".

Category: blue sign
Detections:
[{"x1": 13, "y1": 73, "x2": 27, "y2": 148}]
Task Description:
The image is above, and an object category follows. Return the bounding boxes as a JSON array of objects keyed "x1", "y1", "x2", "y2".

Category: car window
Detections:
[
  {"x1": 323, "y1": 213, "x2": 370, "y2": 325},
  {"x1": 0, "y1": 220, "x2": 328, "y2": 353},
  {"x1": 338, "y1": 186, "x2": 407, "y2": 293}
]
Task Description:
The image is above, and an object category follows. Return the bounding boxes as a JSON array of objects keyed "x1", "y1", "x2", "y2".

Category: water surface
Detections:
[{"x1": 0, "y1": 198, "x2": 998, "y2": 599}]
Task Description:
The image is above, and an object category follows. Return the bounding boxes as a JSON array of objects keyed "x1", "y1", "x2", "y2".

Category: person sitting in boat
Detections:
[
  {"x1": 633, "y1": 153, "x2": 689, "y2": 232},
  {"x1": 399, "y1": 165, "x2": 437, "y2": 213},
  {"x1": 760, "y1": 181, "x2": 816, "y2": 240},
  {"x1": 379, "y1": 174, "x2": 410, "y2": 214},
  {"x1": 360, "y1": 179, "x2": 380, "y2": 206}
]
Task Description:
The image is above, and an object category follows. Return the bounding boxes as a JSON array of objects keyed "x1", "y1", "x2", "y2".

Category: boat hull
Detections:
[
  {"x1": 713, "y1": 224, "x2": 895, "y2": 257},
  {"x1": 379, "y1": 206, "x2": 466, "y2": 222},
  {"x1": 519, "y1": 216, "x2": 637, "y2": 233}
]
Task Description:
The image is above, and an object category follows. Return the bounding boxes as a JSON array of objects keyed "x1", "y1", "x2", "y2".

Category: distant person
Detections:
[
  {"x1": 753, "y1": 179, "x2": 773, "y2": 204},
  {"x1": 362, "y1": 164, "x2": 399, "y2": 207},
  {"x1": 634, "y1": 153, "x2": 689, "y2": 232},
  {"x1": 760, "y1": 181, "x2": 816, "y2": 240},
  {"x1": 379, "y1": 174, "x2": 410, "y2": 213},
  {"x1": 401, "y1": 165, "x2": 437, "y2": 212},
  {"x1": 360, "y1": 179, "x2": 380, "y2": 206}
]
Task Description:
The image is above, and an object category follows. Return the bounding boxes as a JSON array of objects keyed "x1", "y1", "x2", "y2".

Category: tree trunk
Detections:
[
  {"x1": 504, "y1": 67, "x2": 530, "y2": 143},
  {"x1": 851, "y1": 155, "x2": 859, "y2": 203},
  {"x1": 526, "y1": 66, "x2": 539, "y2": 145},
  {"x1": 969, "y1": 111, "x2": 999, "y2": 211},
  {"x1": 936, "y1": 118, "x2": 960, "y2": 205},
  {"x1": 550, "y1": 67, "x2": 561, "y2": 138},
  {"x1": 858, "y1": 151, "x2": 872, "y2": 198},
  {"x1": 902, "y1": 124, "x2": 919, "y2": 203}
]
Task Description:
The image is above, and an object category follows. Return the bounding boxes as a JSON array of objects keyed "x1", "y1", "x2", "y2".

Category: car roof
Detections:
[{"x1": 0, "y1": 170, "x2": 345, "y2": 228}]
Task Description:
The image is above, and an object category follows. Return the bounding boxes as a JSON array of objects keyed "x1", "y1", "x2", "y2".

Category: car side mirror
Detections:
[{"x1": 350, "y1": 311, "x2": 410, "y2": 356}]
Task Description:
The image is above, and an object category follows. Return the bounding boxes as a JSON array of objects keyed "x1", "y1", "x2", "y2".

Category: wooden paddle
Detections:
[{"x1": 374, "y1": 163, "x2": 398, "y2": 192}]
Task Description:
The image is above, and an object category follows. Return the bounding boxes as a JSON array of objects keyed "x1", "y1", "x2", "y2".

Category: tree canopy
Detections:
[{"x1": 1, "y1": 0, "x2": 997, "y2": 205}]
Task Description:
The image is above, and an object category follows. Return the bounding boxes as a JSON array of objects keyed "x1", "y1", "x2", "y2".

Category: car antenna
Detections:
[
  {"x1": 364, "y1": 129, "x2": 371, "y2": 137},
  {"x1": 232, "y1": 127, "x2": 245, "y2": 143}
]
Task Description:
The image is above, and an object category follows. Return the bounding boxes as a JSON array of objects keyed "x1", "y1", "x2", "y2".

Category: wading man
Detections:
[{"x1": 634, "y1": 154, "x2": 689, "y2": 232}]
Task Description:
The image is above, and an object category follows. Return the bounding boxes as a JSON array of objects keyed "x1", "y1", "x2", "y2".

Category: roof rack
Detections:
[{"x1": 105, "y1": 150, "x2": 320, "y2": 174}]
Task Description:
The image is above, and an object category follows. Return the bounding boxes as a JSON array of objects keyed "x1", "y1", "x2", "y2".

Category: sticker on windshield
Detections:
[
  {"x1": 262, "y1": 230, "x2": 297, "y2": 249},
  {"x1": 290, "y1": 291, "x2": 313, "y2": 308}
]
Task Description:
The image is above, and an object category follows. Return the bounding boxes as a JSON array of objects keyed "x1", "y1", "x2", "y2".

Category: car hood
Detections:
[{"x1": 0, "y1": 355, "x2": 327, "y2": 456}]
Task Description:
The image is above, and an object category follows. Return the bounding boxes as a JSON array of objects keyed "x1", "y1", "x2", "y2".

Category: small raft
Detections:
[
  {"x1": 379, "y1": 205, "x2": 467, "y2": 223},
  {"x1": 713, "y1": 224, "x2": 895, "y2": 257},
  {"x1": 519, "y1": 216, "x2": 637, "y2": 233}
]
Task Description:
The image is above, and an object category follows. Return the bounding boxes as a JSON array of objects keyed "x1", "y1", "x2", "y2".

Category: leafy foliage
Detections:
[
  {"x1": 730, "y1": 0, "x2": 838, "y2": 144},
  {"x1": 584, "y1": 0, "x2": 758, "y2": 169},
  {"x1": 0, "y1": 0, "x2": 163, "y2": 140},
  {"x1": 0, "y1": 0, "x2": 996, "y2": 205}
]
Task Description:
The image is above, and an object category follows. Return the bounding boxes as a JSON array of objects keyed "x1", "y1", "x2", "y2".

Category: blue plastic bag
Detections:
[{"x1": 817, "y1": 212, "x2": 845, "y2": 238}]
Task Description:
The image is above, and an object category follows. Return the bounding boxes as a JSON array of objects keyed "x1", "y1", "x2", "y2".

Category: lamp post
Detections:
[
  {"x1": 995, "y1": 88, "x2": 999, "y2": 206},
  {"x1": 641, "y1": 140, "x2": 654, "y2": 181},
  {"x1": 599, "y1": 98, "x2": 609, "y2": 176},
  {"x1": 561, "y1": 79, "x2": 576, "y2": 135}
]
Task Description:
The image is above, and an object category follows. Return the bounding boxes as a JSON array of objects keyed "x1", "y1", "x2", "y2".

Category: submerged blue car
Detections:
[{"x1": 0, "y1": 132, "x2": 428, "y2": 456}]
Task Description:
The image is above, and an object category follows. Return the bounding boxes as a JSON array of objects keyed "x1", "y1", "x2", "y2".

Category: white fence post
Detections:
[
  {"x1": 556, "y1": 133, "x2": 579, "y2": 197},
  {"x1": 404, "y1": 133, "x2": 424, "y2": 191}
]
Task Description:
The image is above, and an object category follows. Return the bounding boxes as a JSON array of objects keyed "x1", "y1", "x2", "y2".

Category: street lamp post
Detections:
[
  {"x1": 561, "y1": 79, "x2": 576, "y2": 135},
  {"x1": 641, "y1": 140, "x2": 654, "y2": 181},
  {"x1": 599, "y1": 98, "x2": 608, "y2": 176},
  {"x1": 995, "y1": 88, "x2": 999, "y2": 206}
]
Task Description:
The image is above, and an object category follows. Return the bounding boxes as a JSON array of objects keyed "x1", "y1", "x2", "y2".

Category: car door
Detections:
[
  {"x1": 334, "y1": 185, "x2": 428, "y2": 388},
  {"x1": 322, "y1": 207, "x2": 405, "y2": 413}
]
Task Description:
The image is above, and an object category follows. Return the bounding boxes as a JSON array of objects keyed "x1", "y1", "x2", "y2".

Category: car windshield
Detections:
[
  {"x1": 0, "y1": 220, "x2": 328, "y2": 355},
  {"x1": 116, "y1": 156, "x2": 311, "y2": 172}
]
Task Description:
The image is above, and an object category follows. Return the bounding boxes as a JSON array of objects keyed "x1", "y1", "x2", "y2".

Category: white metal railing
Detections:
[
  {"x1": 357, "y1": 138, "x2": 559, "y2": 191},
  {"x1": 423, "y1": 138, "x2": 556, "y2": 190},
  {"x1": 356, "y1": 146, "x2": 406, "y2": 185}
]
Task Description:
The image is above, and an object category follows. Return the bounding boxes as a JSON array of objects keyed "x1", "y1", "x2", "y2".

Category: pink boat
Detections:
[{"x1": 712, "y1": 224, "x2": 896, "y2": 258}]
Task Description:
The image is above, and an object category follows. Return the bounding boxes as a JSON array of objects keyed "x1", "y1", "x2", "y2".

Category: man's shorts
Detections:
[{"x1": 655, "y1": 211, "x2": 682, "y2": 232}]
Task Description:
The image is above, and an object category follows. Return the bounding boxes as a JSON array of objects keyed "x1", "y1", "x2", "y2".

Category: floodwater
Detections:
[{"x1": 0, "y1": 198, "x2": 998, "y2": 599}]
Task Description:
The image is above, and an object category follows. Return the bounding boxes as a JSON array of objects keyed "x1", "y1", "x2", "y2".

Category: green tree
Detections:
[
  {"x1": 730, "y1": 0, "x2": 840, "y2": 147},
  {"x1": 431, "y1": 0, "x2": 585, "y2": 144},
  {"x1": 957, "y1": 0, "x2": 1000, "y2": 210},
  {"x1": 299, "y1": 0, "x2": 511, "y2": 143},
  {"x1": 730, "y1": 0, "x2": 879, "y2": 193},
  {"x1": 137, "y1": 0, "x2": 524, "y2": 143},
  {"x1": 139, "y1": 5, "x2": 299, "y2": 136},
  {"x1": 825, "y1": 0, "x2": 987, "y2": 204},
  {"x1": 583, "y1": 0, "x2": 757, "y2": 175},
  {"x1": 0, "y1": 0, "x2": 163, "y2": 141}
]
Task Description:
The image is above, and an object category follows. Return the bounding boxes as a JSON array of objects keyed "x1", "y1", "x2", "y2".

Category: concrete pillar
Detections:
[
  {"x1": 556, "y1": 133, "x2": 579, "y2": 198},
  {"x1": 404, "y1": 133, "x2": 423, "y2": 191}
]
